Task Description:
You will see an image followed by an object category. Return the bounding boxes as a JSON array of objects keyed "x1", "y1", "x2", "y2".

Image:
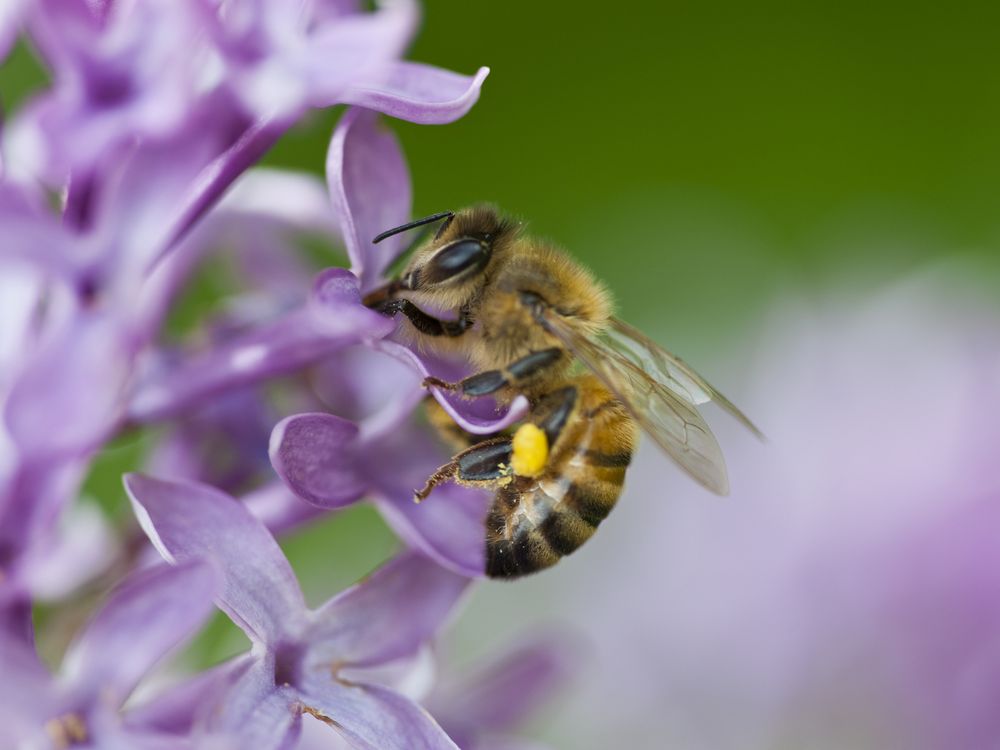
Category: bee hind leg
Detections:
[{"x1": 414, "y1": 436, "x2": 514, "y2": 502}]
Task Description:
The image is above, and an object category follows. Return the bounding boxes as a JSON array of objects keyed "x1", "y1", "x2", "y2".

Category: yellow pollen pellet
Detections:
[{"x1": 510, "y1": 423, "x2": 549, "y2": 478}]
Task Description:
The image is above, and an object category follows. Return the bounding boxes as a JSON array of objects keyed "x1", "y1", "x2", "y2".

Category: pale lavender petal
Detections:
[
  {"x1": 4, "y1": 310, "x2": 129, "y2": 458},
  {"x1": 327, "y1": 107, "x2": 412, "y2": 290},
  {"x1": 244, "y1": 482, "x2": 328, "y2": 537},
  {"x1": 21, "y1": 500, "x2": 118, "y2": 600},
  {"x1": 342, "y1": 63, "x2": 490, "y2": 125},
  {"x1": 374, "y1": 484, "x2": 488, "y2": 579},
  {"x1": 0, "y1": 634, "x2": 52, "y2": 729},
  {"x1": 431, "y1": 636, "x2": 575, "y2": 734},
  {"x1": 298, "y1": 673, "x2": 458, "y2": 750},
  {"x1": 125, "y1": 474, "x2": 306, "y2": 643},
  {"x1": 269, "y1": 413, "x2": 367, "y2": 509},
  {"x1": 374, "y1": 340, "x2": 530, "y2": 434},
  {"x1": 61, "y1": 561, "x2": 218, "y2": 704},
  {"x1": 210, "y1": 660, "x2": 301, "y2": 750},
  {"x1": 309, "y1": 551, "x2": 469, "y2": 668},
  {"x1": 127, "y1": 659, "x2": 251, "y2": 736},
  {"x1": 129, "y1": 269, "x2": 395, "y2": 423}
]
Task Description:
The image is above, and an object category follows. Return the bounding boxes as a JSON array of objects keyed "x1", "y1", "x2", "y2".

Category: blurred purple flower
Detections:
[
  {"x1": 0, "y1": 561, "x2": 217, "y2": 749},
  {"x1": 427, "y1": 635, "x2": 575, "y2": 750},
  {"x1": 126, "y1": 473, "x2": 470, "y2": 749},
  {"x1": 509, "y1": 274, "x2": 1000, "y2": 749}
]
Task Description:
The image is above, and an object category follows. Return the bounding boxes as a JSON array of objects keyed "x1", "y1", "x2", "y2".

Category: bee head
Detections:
[{"x1": 375, "y1": 205, "x2": 518, "y2": 310}]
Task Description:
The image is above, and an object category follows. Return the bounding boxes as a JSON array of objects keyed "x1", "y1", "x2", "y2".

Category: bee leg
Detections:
[
  {"x1": 414, "y1": 437, "x2": 513, "y2": 502},
  {"x1": 424, "y1": 396, "x2": 503, "y2": 451},
  {"x1": 370, "y1": 298, "x2": 473, "y2": 338},
  {"x1": 422, "y1": 348, "x2": 564, "y2": 396},
  {"x1": 532, "y1": 385, "x2": 578, "y2": 445}
]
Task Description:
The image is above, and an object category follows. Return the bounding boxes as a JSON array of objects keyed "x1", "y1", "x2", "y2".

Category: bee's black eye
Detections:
[{"x1": 424, "y1": 239, "x2": 490, "y2": 284}]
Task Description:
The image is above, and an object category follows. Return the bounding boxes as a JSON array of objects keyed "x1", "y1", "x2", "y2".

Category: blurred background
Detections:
[{"x1": 6, "y1": 2, "x2": 1000, "y2": 748}]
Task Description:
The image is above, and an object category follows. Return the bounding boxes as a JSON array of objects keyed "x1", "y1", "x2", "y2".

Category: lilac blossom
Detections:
[
  {"x1": 0, "y1": 561, "x2": 218, "y2": 749},
  {"x1": 125, "y1": 473, "x2": 470, "y2": 749}
]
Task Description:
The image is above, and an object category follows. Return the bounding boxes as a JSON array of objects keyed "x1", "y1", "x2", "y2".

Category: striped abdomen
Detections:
[{"x1": 485, "y1": 377, "x2": 637, "y2": 578}]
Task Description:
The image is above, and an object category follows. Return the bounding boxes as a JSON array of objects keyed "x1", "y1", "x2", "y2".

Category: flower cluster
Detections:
[{"x1": 0, "y1": 2, "x2": 560, "y2": 748}]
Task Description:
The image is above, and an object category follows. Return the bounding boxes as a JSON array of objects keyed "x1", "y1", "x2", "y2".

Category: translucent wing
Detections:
[
  {"x1": 606, "y1": 318, "x2": 764, "y2": 440},
  {"x1": 540, "y1": 312, "x2": 761, "y2": 495}
]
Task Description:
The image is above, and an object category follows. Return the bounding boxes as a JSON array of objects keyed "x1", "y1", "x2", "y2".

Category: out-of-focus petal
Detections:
[
  {"x1": 0, "y1": 635, "x2": 52, "y2": 741},
  {"x1": 374, "y1": 340, "x2": 530, "y2": 434},
  {"x1": 309, "y1": 551, "x2": 469, "y2": 668},
  {"x1": 374, "y1": 484, "x2": 489, "y2": 579},
  {"x1": 125, "y1": 474, "x2": 307, "y2": 643},
  {"x1": 209, "y1": 659, "x2": 300, "y2": 750},
  {"x1": 244, "y1": 483, "x2": 328, "y2": 537},
  {"x1": 297, "y1": 672, "x2": 458, "y2": 750},
  {"x1": 4, "y1": 310, "x2": 129, "y2": 459},
  {"x1": 61, "y1": 561, "x2": 218, "y2": 704},
  {"x1": 326, "y1": 107, "x2": 411, "y2": 290},
  {"x1": 430, "y1": 635, "x2": 575, "y2": 735},
  {"x1": 269, "y1": 413, "x2": 367, "y2": 509},
  {"x1": 342, "y1": 64, "x2": 490, "y2": 125},
  {"x1": 21, "y1": 499, "x2": 118, "y2": 600},
  {"x1": 127, "y1": 659, "x2": 251, "y2": 736},
  {"x1": 129, "y1": 270, "x2": 395, "y2": 423}
]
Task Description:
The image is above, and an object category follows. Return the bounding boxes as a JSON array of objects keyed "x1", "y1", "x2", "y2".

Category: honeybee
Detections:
[{"x1": 364, "y1": 206, "x2": 761, "y2": 579}]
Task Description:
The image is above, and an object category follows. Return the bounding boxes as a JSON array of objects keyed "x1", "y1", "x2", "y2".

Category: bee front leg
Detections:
[{"x1": 414, "y1": 437, "x2": 513, "y2": 502}]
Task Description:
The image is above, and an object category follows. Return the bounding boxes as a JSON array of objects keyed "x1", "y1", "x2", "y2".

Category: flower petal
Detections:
[
  {"x1": 297, "y1": 672, "x2": 458, "y2": 750},
  {"x1": 209, "y1": 659, "x2": 301, "y2": 750},
  {"x1": 308, "y1": 551, "x2": 469, "y2": 668},
  {"x1": 4, "y1": 310, "x2": 130, "y2": 459},
  {"x1": 61, "y1": 561, "x2": 218, "y2": 704},
  {"x1": 124, "y1": 474, "x2": 306, "y2": 643},
  {"x1": 342, "y1": 63, "x2": 490, "y2": 125},
  {"x1": 374, "y1": 340, "x2": 530, "y2": 434},
  {"x1": 374, "y1": 484, "x2": 488, "y2": 579},
  {"x1": 326, "y1": 107, "x2": 411, "y2": 290},
  {"x1": 128, "y1": 269, "x2": 394, "y2": 423},
  {"x1": 269, "y1": 413, "x2": 367, "y2": 509},
  {"x1": 431, "y1": 635, "x2": 575, "y2": 734}
]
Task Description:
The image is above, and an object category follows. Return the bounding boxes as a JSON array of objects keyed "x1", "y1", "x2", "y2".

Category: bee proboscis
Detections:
[{"x1": 364, "y1": 206, "x2": 762, "y2": 579}]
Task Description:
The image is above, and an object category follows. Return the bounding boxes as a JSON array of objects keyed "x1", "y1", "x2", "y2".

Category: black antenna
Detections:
[{"x1": 372, "y1": 211, "x2": 454, "y2": 245}]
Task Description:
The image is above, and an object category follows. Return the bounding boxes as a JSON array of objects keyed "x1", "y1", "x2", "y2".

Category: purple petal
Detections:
[
  {"x1": 244, "y1": 483, "x2": 329, "y2": 537},
  {"x1": 374, "y1": 340, "x2": 530, "y2": 434},
  {"x1": 21, "y1": 500, "x2": 118, "y2": 600},
  {"x1": 269, "y1": 413, "x2": 367, "y2": 509},
  {"x1": 308, "y1": 551, "x2": 469, "y2": 668},
  {"x1": 343, "y1": 63, "x2": 490, "y2": 125},
  {"x1": 374, "y1": 484, "x2": 489, "y2": 579},
  {"x1": 126, "y1": 659, "x2": 251, "y2": 736},
  {"x1": 61, "y1": 561, "x2": 218, "y2": 704},
  {"x1": 431, "y1": 635, "x2": 575, "y2": 734},
  {"x1": 210, "y1": 659, "x2": 300, "y2": 750},
  {"x1": 128, "y1": 269, "x2": 395, "y2": 423},
  {"x1": 5, "y1": 310, "x2": 129, "y2": 459},
  {"x1": 124, "y1": 474, "x2": 306, "y2": 643},
  {"x1": 0, "y1": 634, "x2": 52, "y2": 734},
  {"x1": 326, "y1": 107, "x2": 412, "y2": 290},
  {"x1": 297, "y1": 673, "x2": 458, "y2": 750}
]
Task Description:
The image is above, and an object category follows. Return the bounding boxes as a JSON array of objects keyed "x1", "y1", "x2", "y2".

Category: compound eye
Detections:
[{"x1": 424, "y1": 239, "x2": 490, "y2": 283}]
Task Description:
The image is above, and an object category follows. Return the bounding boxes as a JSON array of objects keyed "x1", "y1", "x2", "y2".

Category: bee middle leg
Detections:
[
  {"x1": 414, "y1": 436, "x2": 513, "y2": 502},
  {"x1": 415, "y1": 385, "x2": 578, "y2": 501},
  {"x1": 423, "y1": 347, "x2": 564, "y2": 396}
]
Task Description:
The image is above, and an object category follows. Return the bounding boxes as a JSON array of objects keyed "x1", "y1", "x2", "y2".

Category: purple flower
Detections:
[
  {"x1": 0, "y1": 561, "x2": 218, "y2": 749},
  {"x1": 125, "y1": 473, "x2": 470, "y2": 749},
  {"x1": 426, "y1": 635, "x2": 575, "y2": 750}
]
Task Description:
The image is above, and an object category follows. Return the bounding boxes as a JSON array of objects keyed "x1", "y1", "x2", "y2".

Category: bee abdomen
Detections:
[{"x1": 485, "y1": 451, "x2": 632, "y2": 579}]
